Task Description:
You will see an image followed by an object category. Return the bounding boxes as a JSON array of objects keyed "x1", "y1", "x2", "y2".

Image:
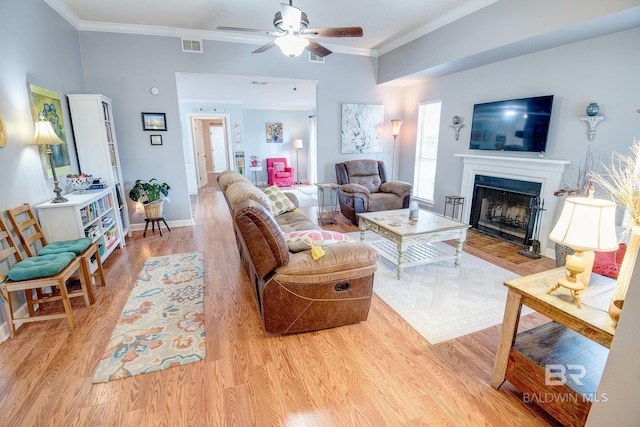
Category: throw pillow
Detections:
[
  {"x1": 273, "y1": 162, "x2": 285, "y2": 172},
  {"x1": 284, "y1": 230, "x2": 352, "y2": 260},
  {"x1": 263, "y1": 186, "x2": 296, "y2": 216},
  {"x1": 593, "y1": 243, "x2": 627, "y2": 279}
]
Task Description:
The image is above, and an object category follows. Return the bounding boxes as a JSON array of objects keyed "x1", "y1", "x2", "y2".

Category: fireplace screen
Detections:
[{"x1": 469, "y1": 176, "x2": 542, "y2": 245}]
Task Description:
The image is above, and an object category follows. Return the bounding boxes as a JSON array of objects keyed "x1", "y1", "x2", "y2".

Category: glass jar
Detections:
[{"x1": 409, "y1": 201, "x2": 419, "y2": 222}]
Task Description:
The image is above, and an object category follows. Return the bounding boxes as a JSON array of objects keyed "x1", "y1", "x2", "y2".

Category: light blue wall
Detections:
[
  {"x1": 242, "y1": 109, "x2": 311, "y2": 183},
  {"x1": 0, "y1": 0, "x2": 84, "y2": 209}
]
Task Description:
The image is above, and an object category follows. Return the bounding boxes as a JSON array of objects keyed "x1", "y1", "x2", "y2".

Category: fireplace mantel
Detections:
[{"x1": 455, "y1": 154, "x2": 570, "y2": 258}]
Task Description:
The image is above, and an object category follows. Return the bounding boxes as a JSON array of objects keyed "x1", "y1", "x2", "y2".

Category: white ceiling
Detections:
[{"x1": 48, "y1": 0, "x2": 497, "y2": 56}]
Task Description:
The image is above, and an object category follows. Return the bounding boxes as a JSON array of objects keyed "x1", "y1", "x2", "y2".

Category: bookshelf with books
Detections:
[
  {"x1": 67, "y1": 94, "x2": 131, "y2": 240},
  {"x1": 35, "y1": 187, "x2": 124, "y2": 271}
]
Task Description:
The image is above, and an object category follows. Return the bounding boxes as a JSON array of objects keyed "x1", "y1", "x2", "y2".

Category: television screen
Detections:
[{"x1": 469, "y1": 95, "x2": 553, "y2": 153}]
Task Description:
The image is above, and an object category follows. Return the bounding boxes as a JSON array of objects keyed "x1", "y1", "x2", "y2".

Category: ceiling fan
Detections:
[{"x1": 217, "y1": 1, "x2": 363, "y2": 58}]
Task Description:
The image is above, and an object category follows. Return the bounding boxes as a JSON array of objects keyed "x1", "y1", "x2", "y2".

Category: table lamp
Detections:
[
  {"x1": 293, "y1": 138, "x2": 303, "y2": 184},
  {"x1": 391, "y1": 119, "x2": 402, "y2": 180},
  {"x1": 547, "y1": 185, "x2": 618, "y2": 308},
  {"x1": 32, "y1": 114, "x2": 67, "y2": 203}
]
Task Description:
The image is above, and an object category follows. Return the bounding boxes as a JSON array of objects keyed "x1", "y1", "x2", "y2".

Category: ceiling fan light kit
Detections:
[
  {"x1": 217, "y1": 1, "x2": 363, "y2": 59},
  {"x1": 275, "y1": 34, "x2": 309, "y2": 57}
]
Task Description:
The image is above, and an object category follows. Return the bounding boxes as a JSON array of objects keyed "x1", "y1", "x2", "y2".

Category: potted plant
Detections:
[{"x1": 128, "y1": 178, "x2": 170, "y2": 218}]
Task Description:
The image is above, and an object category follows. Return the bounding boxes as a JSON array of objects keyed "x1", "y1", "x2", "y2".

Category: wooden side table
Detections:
[
  {"x1": 248, "y1": 166, "x2": 264, "y2": 187},
  {"x1": 315, "y1": 183, "x2": 339, "y2": 225},
  {"x1": 492, "y1": 267, "x2": 616, "y2": 427},
  {"x1": 143, "y1": 215, "x2": 171, "y2": 237}
]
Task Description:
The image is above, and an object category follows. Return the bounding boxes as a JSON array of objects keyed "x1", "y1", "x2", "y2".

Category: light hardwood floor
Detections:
[{"x1": 0, "y1": 185, "x2": 560, "y2": 426}]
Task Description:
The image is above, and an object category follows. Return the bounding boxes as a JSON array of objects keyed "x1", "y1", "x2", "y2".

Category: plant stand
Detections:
[{"x1": 143, "y1": 215, "x2": 170, "y2": 237}]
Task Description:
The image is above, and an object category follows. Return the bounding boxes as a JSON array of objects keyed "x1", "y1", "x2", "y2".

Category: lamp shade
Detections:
[
  {"x1": 32, "y1": 117, "x2": 64, "y2": 146},
  {"x1": 549, "y1": 195, "x2": 618, "y2": 252},
  {"x1": 391, "y1": 119, "x2": 403, "y2": 136},
  {"x1": 274, "y1": 35, "x2": 309, "y2": 57},
  {"x1": 293, "y1": 139, "x2": 303, "y2": 149}
]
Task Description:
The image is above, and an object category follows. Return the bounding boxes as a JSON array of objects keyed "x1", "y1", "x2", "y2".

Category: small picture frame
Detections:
[
  {"x1": 150, "y1": 135, "x2": 163, "y2": 146},
  {"x1": 141, "y1": 112, "x2": 167, "y2": 131}
]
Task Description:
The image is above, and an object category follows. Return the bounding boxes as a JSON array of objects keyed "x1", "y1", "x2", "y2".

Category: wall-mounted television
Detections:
[{"x1": 469, "y1": 95, "x2": 554, "y2": 154}]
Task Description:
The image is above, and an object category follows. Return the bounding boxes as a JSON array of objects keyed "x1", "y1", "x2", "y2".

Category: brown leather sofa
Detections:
[
  {"x1": 217, "y1": 170, "x2": 379, "y2": 334},
  {"x1": 335, "y1": 159, "x2": 413, "y2": 224}
]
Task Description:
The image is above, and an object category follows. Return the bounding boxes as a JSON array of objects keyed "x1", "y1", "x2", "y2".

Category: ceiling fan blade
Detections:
[
  {"x1": 252, "y1": 41, "x2": 277, "y2": 54},
  {"x1": 217, "y1": 26, "x2": 282, "y2": 36},
  {"x1": 305, "y1": 27, "x2": 363, "y2": 38},
  {"x1": 306, "y1": 39, "x2": 332, "y2": 57},
  {"x1": 280, "y1": 3, "x2": 302, "y2": 32}
]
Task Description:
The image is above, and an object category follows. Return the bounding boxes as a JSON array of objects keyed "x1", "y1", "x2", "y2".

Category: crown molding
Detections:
[
  {"x1": 44, "y1": 0, "x2": 83, "y2": 28},
  {"x1": 376, "y1": 0, "x2": 498, "y2": 55},
  {"x1": 44, "y1": 0, "x2": 375, "y2": 57},
  {"x1": 46, "y1": 0, "x2": 494, "y2": 57}
]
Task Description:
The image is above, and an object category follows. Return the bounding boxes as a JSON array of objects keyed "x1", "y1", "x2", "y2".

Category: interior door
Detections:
[
  {"x1": 209, "y1": 126, "x2": 228, "y2": 172},
  {"x1": 192, "y1": 119, "x2": 208, "y2": 188}
]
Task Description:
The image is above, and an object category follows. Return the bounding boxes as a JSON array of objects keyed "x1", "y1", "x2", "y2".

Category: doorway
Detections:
[{"x1": 186, "y1": 113, "x2": 233, "y2": 192}]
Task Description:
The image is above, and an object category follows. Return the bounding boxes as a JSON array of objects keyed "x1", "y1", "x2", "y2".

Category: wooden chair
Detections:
[
  {"x1": 0, "y1": 216, "x2": 90, "y2": 337},
  {"x1": 5, "y1": 203, "x2": 106, "y2": 305}
]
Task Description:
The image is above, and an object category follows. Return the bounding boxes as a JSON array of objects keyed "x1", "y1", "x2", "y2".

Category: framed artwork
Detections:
[
  {"x1": 27, "y1": 83, "x2": 72, "y2": 179},
  {"x1": 141, "y1": 112, "x2": 167, "y2": 131},
  {"x1": 150, "y1": 135, "x2": 163, "y2": 145},
  {"x1": 341, "y1": 104, "x2": 384, "y2": 154},
  {"x1": 266, "y1": 122, "x2": 283, "y2": 143},
  {"x1": 233, "y1": 123, "x2": 241, "y2": 143}
]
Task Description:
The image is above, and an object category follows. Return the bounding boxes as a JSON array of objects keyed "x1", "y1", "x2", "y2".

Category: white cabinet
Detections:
[
  {"x1": 67, "y1": 94, "x2": 130, "y2": 238},
  {"x1": 35, "y1": 188, "x2": 123, "y2": 271}
]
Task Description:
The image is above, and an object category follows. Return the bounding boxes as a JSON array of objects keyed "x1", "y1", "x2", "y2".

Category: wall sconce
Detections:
[
  {"x1": 579, "y1": 103, "x2": 605, "y2": 141},
  {"x1": 31, "y1": 114, "x2": 67, "y2": 203},
  {"x1": 391, "y1": 119, "x2": 403, "y2": 180},
  {"x1": 0, "y1": 112, "x2": 7, "y2": 148},
  {"x1": 449, "y1": 116, "x2": 464, "y2": 141}
]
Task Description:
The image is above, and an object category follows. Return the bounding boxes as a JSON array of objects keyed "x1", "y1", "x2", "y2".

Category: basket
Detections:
[{"x1": 143, "y1": 201, "x2": 164, "y2": 218}]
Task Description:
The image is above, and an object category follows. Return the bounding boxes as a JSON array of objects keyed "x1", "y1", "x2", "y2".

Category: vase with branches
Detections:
[{"x1": 590, "y1": 138, "x2": 640, "y2": 322}]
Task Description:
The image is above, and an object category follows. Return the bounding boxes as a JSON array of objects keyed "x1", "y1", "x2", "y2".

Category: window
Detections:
[{"x1": 413, "y1": 101, "x2": 442, "y2": 203}]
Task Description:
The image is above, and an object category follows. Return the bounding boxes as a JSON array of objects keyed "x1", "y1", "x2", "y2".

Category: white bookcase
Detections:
[
  {"x1": 35, "y1": 188, "x2": 123, "y2": 271},
  {"x1": 67, "y1": 94, "x2": 130, "y2": 238}
]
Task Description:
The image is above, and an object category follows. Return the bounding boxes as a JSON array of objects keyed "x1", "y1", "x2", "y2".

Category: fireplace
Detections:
[
  {"x1": 455, "y1": 154, "x2": 569, "y2": 258},
  {"x1": 470, "y1": 175, "x2": 542, "y2": 245}
]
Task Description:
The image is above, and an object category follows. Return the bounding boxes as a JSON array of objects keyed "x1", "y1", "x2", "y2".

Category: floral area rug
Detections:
[{"x1": 92, "y1": 253, "x2": 205, "y2": 383}]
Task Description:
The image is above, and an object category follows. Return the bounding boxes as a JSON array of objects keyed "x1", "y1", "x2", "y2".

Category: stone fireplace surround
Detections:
[{"x1": 455, "y1": 154, "x2": 570, "y2": 258}]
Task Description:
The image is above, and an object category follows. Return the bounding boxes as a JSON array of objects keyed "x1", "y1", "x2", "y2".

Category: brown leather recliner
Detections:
[{"x1": 335, "y1": 159, "x2": 413, "y2": 224}]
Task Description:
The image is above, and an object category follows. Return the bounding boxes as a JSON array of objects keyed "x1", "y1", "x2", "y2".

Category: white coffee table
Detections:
[{"x1": 357, "y1": 208, "x2": 470, "y2": 279}]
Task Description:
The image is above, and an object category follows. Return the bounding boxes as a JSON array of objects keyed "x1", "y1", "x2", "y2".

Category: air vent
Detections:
[
  {"x1": 181, "y1": 38, "x2": 203, "y2": 53},
  {"x1": 308, "y1": 51, "x2": 325, "y2": 63}
]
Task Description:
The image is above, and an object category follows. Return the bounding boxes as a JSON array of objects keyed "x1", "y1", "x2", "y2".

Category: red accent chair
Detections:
[{"x1": 266, "y1": 157, "x2": 295, "y2": 187}]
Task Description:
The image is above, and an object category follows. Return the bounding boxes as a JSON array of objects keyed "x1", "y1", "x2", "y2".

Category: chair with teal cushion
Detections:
[
  {"x1": 39, "y1": 238, "x2": 92, "y2": 257},
  {"x1": 7, "y1": 252, "x2": 77, "y2": 281},
  {"x1": 6, "y1": 203, "x2": 106, "y2": 305},
  {"x1": 0, "y1": 216, "x2": 90, "y2": 338}
]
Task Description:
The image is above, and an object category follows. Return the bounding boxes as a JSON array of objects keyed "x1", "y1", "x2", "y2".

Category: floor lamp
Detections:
[
  {"x1": 391, "y1": 120, "x2": 403, "y2": 180},
  {"x1": 32, "y1": 114, "x2": 68, "y2": 203},
  {"x1": 293, "y1": 138, "x2": 303, "y2": 184}
]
